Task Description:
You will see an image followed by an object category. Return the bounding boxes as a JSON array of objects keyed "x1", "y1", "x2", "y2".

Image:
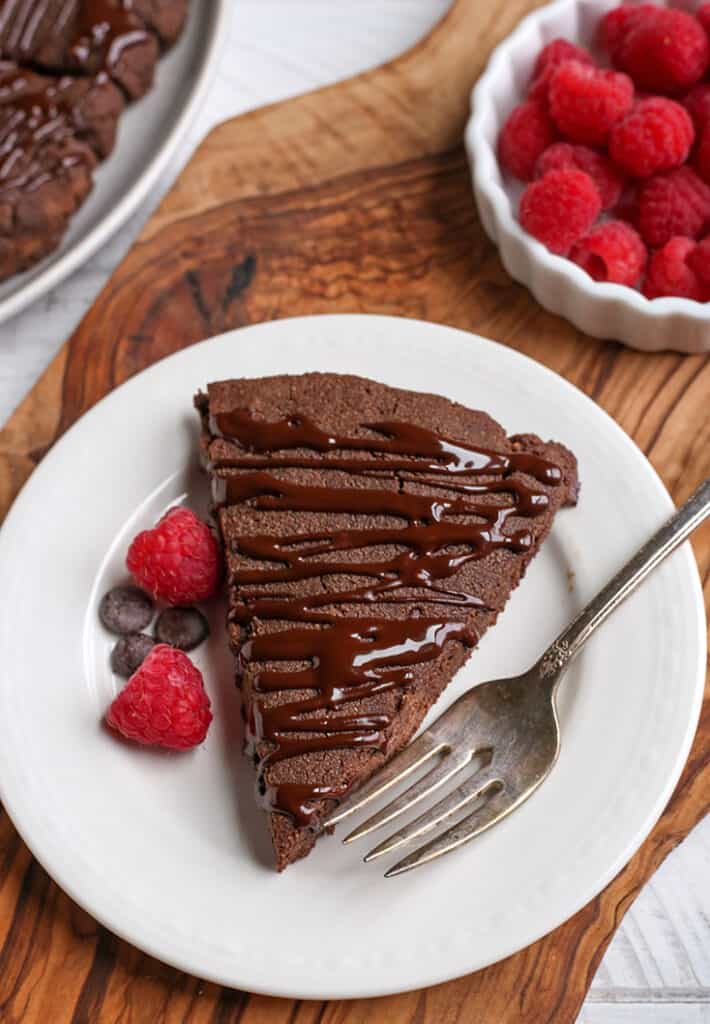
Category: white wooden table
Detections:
[{"x1": 0, "y1": 3, "x2": 708, "y2": 1020}]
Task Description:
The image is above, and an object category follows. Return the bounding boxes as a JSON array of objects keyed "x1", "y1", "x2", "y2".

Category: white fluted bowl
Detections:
[{"x1": 465, "y1": 0, "x2": 710, "y2": 353}]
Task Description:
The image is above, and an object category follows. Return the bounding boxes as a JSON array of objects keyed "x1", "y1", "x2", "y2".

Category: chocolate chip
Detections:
[
  {"x1": 111, "y1": 633, "x2": 156, "y2": 677},
  {"x1": 99, "y1": 586, "x2": 153, "y2": 635},
  {"x1": 154, "y1": 606, "x2": 209, "y2": 651}
]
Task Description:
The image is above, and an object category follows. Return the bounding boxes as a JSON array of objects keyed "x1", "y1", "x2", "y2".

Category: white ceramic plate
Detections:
[
  {"x1": 0, "y1": 315, "x2": 704, "y2": 999},
  {"x1": 0, "y1": 0, "x2": 230, "y2": 325}
]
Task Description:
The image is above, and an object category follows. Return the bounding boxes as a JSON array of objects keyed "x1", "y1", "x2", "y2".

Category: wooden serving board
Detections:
[{"x1": 0, "y1": 1, "x2": 708, "y2": 1020}]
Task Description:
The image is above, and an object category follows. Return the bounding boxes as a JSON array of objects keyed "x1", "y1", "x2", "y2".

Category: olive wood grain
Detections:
[{"x1": 0, "y1": 0, "x2": 708, "y2": 1020}]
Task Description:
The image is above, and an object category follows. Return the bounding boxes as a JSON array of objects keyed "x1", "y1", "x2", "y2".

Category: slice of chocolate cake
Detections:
[
  {"x1": 0, "y1": 63, "x2": 124, "y2": 281},
  {"x1": 196, "y1": 374, "x2": 579, "y2": 871}
]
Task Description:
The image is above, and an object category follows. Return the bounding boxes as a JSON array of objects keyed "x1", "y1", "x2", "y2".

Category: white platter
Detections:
[
  {"x1": 0, "y1": 0, "x2": 230, "y2": 325},
  {"x1": 0, "y1": 314, "x2": 704, "y2": 998}
]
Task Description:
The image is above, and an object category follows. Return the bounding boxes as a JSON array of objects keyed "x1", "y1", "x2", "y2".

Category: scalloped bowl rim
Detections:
[{"x1": 465, "y1": 0, "x2": 710, "y2": 326}]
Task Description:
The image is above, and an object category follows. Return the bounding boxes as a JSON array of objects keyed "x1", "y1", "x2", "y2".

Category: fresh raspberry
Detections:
[
  {"x1": 528, "y1": 39, "x2": 594, "y2": 102},
  {"x1": 696, "y1": 3, "x2": 710, "y2": 36},
  {"x1": 694, "y1": 121, "x2": 710, "y2": 184},
  {"x1": 637, "y1": 166, "x2": 710, "y2": 247},
  {"x1": 682, "y1": 83, "x2": 710, "y2": 130},
  {"x1": 106, "y1": 644, "x2": 212, "y2": 750},
  {"x1": 519, "y1": 168, "x2": 601, "y2": 255},
  {"x1": 615, "y1": 7, "x2": 710, "y2": 93},
  {"x1": 643, "y1": 237, "x2": 708, "y2": 300},
  {"x1": 609, "y1": 98, "x2": 694, "y2": 177},
  {"x1": 598, "y1": 5, "x2": 656, "y2": 60},
  {"x1": 527, "y1": 66, "x2": 556, "y2": 105},
  {"x1": 498, "y1": 99, "x2": 557, "y2": 180},
  {"x1": 533, "y1": 38, "x2": 594, "y2": 78},
  {"x1": 569, "y1": 220, "x2": 647, "y2": 286},
  {"x1": 687, "y1": 234, "x2": 710, "y2": 283},
  {"x1": 535, "y1": 142, "x2": 625, "y2": 209},
  {"x1": 613, "y1": 183, "x2": 640, "y2": 226},
  {"x1": 127, "y1": 507, "x2": 221, "y2": 605},
  {"x1": 548, "y1": 60, "x2": 634, "y2": 146}
]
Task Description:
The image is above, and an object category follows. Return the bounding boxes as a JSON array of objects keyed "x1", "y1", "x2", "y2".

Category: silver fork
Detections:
[{"x1": 322, "y1": 476, "x2": 710, "y2": 877}]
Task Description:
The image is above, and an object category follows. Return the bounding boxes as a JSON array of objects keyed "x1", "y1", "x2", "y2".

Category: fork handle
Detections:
[{"x1": 536, "y1": 475, "x2": 710, "y2": 684}]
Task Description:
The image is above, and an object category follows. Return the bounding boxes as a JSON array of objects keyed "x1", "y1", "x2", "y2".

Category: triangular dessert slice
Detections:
[{"x1": 196, "y1": 373, "x2": 578, "y2": 871}]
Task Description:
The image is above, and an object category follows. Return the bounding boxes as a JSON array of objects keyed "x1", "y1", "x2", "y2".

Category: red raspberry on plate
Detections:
[
  {"x1": 615, "y1": 7, "x2": 710, "y2": 93},
  {"x1": 609, "y1": 98, "x2": 694, "y2": 178},
  {"x1": 548, "y1": 60, "x2": 633, "y2": 146},
  {"x1": 127, "y1": 506, "x2": 221, "y2": 605},
  {"x1": 643, "y1": 237, "x2": 708, "y2": 300},
  {"x1": 637, "y1": 166, "x2": 710, "y2": 248},
  {"x1": 535, "y1": 142, "x2": 625, "y2": 209},
  {"x1": 519, "y1": 168, "x2": 601, "y2": 255},
  {"x1": 528, "y1": 39, "x2": 594, "y2": 102},
  {"x1": 569, "y1": 220, "x2": 647, "y2": 286},
  {"x1": 106, "y1": 644, "x2": 212, "y2": 750},
  {"x1": 682, "y1": 83, "x2": 710, "y2": 130},
  {"x1": 498, "y1": 99, "x2": 557, "y2": 180}
]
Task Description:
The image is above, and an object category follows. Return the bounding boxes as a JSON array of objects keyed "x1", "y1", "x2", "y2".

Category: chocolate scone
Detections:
[
  {"x1": 132, "y1": 0, "x2": 189, "y2": 47},
  {"x1": 0, "y1": 0, "x2": 188, "y2": 282},
  {"x1": 196, "y1": 374, "x2": 579, "y2": 871},
  {"x1": 0, "y1": 66, "x2": 94, "y2": 279},
  {"x1": 0, "y1": 62, "x2": 125, "y2": 280},
  {"x1": 1, "y1": 62, "x2": 124, "y2": 156},
  {"x1": 0, "y1": 0, "x2": 173, "y2": 99}
]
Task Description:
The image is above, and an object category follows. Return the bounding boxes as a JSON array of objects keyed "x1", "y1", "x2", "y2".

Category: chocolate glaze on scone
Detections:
[
  {"x1": 0, "y1": 62, "x2": 124, "y2": 157},
  {"x1": 196, "y1": 374, "x2": 579, "y2": 871},
  {"x1": 0, "y1": 0, "x2": 165, "y2": 98},
  {"x1": 0, "y1": 62, "x2": 125, "y2": 280}
]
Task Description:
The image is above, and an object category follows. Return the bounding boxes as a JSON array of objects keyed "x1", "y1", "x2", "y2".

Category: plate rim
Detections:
[
  {"x1": 0, "y1": 0, "x2": 232, "y2": 326},
  {"x1": 0, "y1": 314, "x2": 705, "y2": 999}
]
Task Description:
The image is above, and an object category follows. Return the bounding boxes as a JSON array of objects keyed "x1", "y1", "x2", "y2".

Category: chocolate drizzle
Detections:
[
  {"x1": 0, "y1": 64, "x2": 90, "y2": 194},
  {"x1": 0, "y1": 0, "x2": 149, "y2": 72},
  {"x1": 209, "y1": 409, "x2": 563, "y2": 827},
  {"x1": 70, "y1": 0, "x2": 150, "y2": 72}
]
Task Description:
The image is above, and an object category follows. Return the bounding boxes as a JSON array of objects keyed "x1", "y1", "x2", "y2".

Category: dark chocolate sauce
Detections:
[{"x1": 209, "y1": 409, "x2": 562, "y2": 827}]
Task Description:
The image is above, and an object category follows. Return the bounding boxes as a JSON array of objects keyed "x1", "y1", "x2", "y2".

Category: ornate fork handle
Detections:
[{"x1": 537, "y1": 476, "x2": 710, "y2": 684}]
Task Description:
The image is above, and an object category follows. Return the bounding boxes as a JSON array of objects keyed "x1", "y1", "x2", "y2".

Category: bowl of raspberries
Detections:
[{"x1": 465, "y1": 0, "x2": 710, "y2": 352}]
